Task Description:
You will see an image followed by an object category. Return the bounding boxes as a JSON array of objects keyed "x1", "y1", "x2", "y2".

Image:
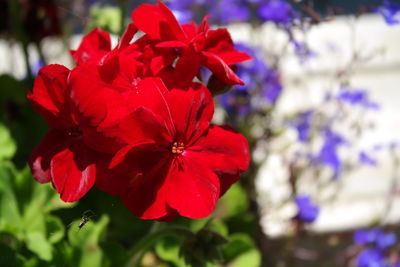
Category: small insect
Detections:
[{"x1": 68, "y1": 210, "x2": 97, "y2": 231}]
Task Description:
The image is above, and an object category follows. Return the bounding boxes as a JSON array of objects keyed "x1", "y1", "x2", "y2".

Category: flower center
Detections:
[
  {"x1": 171, "y1": 142, "x2": 185, "y2": 154},
  {"x1": 66, "y1": 126, "x2": 83, "y2": 138}
]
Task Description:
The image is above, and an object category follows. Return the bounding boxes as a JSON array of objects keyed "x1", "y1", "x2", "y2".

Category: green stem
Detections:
[{"x1": 124, "y1": 224, "x2": 194, "y2": 267}]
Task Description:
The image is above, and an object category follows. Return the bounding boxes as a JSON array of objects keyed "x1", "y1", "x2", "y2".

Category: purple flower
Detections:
[
  {"x1": 359, "y1": 151, "x2": 378, "y2": 166},
  {"x1": 316, "y1": 129, "x2": 348, "y2": 178},
  {"x1": 234, "y1": 43, "x2": 283, "y2": 105},
  {"x1": 356, "y1": 248, "x2": 386, "y2": 267},
  {"x1": 375, "y1": 0, "x2": 400, "y2": 25},
  {"x1": 376, "y1": 232, "x2": 397, "y2": 250},
  {"x1": 354, "y1": 228, "x2": 397, "y2": 250},
  {"x1": 354, "y1": 229, "x2": 382, "y2": 245},
  {"x1": 209, "y1": 0, "x2": 250, "y2": 24},
  {"x1": 290, "y1": 110, "x2": 314, "y2": 143},
  {"x1": 337, "y1": 88, "x2": 380, "y2": 110},
  {"x1": 258, "y1": 0, "x2": 295, "y2": 24},
  {"x1": 294, "y1": 194, "x2": 320, "y2": 223}
]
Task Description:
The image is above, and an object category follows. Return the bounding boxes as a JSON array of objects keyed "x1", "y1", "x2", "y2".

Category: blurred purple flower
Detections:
[
  {"x1": 234, "y1": 43, "x2": 283, "y2": 105},
  {"x1": 316, "y1": 129, "x2": 348, "y2": 178},
  {"x1": 209, "y1": 0, "x2": 250, "y2": 24},
  {"x1": 258, "y1": 0, "x2": 295, "y2": 24},
  {"x1": 359, "y1": 151, "x2": 378, "y2": 166},
  {"x1": 337, "y1": 88, "x2": 380, "y2": 110},
  {"x1": 356, "y1": 248, "x2": 385, "y2": 267},
  {"x1": 354, "y1": 228, "x2": 397, "y2": 250},
  {"x1": 290, "y1": 110, "x2": 314, "y2": 143},
  {"x1": 376, "y1": 232, "x2": 397, "y2": 250},
  {"x1": 294, "y1": 194, "x2": 320, "y2": 223},
  {"x1": 354, "y1": 229, "x2": 381, "y2": 245},
  {"x1": 375, "y1": 0, "x2": 400, "y2": 25},
  {"x1": 167, "y1": 0, "x2": 195, "y2": 23}
]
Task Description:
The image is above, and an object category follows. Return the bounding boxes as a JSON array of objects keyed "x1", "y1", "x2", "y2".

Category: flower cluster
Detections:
[
  {"x1": 28, "y1": 1, "x2": 251, "y2": 221},
  {"x1": 354, "y1": 228, "x2": 399, "y2": 267}
]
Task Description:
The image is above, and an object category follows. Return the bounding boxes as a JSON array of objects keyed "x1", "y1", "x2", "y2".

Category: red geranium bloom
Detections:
[
  {"x1": 28, "y1": 64, "x2": 119, "y2": 202},
  {"x1": 131, "y1": 1, "x2": 251, "y2": 86},
  {"x1": 98, "y1": 78, "x2": 250, "y2": 220}
]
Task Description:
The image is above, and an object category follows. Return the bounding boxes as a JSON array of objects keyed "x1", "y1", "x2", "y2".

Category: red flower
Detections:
[
  {"x1": 98, "y1": 78, "x2": 250, "y2": 220},
  {"x1": 28, "y1": 64, "x2": 119, "y2": 202},
  {"x1": 70, "y1": 28, "x2": 112, "y2": 66},
  {"x1": 131, "y1": 1, "x2": 251, "y2": 86}
]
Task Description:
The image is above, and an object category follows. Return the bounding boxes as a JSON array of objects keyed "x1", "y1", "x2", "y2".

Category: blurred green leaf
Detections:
[
  {"x1": 223, "y1": 233, "x2": 254, "y2": 260},
  {"x1": 46, "y1": 216, "x2": 64, "y2": 244},
  {"x1": 228, "y1": 249, "x2": 260, "y2": 267},
  {"x1": 0, "y1": 123, "x2": 16, "y2": 160},
  {"x1": 87, "y1": 6, "x2": 122, "y2": 34},
  {"x1": 155, "y1": 235, "x2": 186, "y2": 267},
  {"x1": 26, "y1": 232, "x2": 53, "y2": 261},
  {"x1": 223, "y1": 233, "x2": 261, "y2": 267},
  {"x1": 207, "y1": 220, "x2": 229, "y2": 237},
  {"x1": 68, "y1": 215, "x2": 109, "y2": 267},
  {"x1": 215, "y1": 183, "x2": 249, "y2": 219},
  {"x1": 0, "y1": 161, "x2": 23, "y2": 237}
]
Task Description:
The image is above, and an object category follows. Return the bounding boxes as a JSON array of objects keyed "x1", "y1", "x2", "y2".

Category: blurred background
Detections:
[{"x1": 1, "y1": 0, "x2": 400, "y2": 266}]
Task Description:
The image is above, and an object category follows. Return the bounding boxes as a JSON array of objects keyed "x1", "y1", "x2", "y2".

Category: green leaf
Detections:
[
  {"x1": 207, "y1": 220, "x2": 228, "y2": 237},
  {"x1": 223, "y1": 233, "x2": 254, "y2": 260},
  {"x1": 155, "y1": 235, "x2": 186, "y2": 267},
  {"x1": 229, "y1": 249, "x2": 261, "y2": 267},
  {"x1": 0, "y1": 123, "x2": 16, "y2": 160},
  {"x1": 215, "y1": 183, "x2": 248, "y2": 219},
  {"x1": 87, "y1": 6, "x2": 122, "y2": 34},
  {"x1": 26, "y1": 232, "x2": 53, "y2": 261},
  {"x1": 0, "y1": 161, "x2": 23, "y2": 237},
  {"x1": 224, "y1": 233, "x2": 261, "y2": 267},
  {"x1": 46, "y1": 216, "x2": 65, "y2": 244},
  {"x1": 68, "y1": 215, "x2": 109, "y2": 267}
]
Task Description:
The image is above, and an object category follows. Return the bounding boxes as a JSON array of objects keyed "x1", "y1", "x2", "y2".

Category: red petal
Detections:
[
  {"x1": 28, "y1": 64, "x2": 73, "y2": 129},
  {"x1": 29, "y1": 130, "x2": 73, "y2": 183},
  {"x1": 167, "y1": 157, "x2": 220, "y2": 219},
  {"x1": 204, "y1": 29, "x2": 252, "y2": 65},
  {"x1": 156, "y1": 40, "x2": 187, "y2": 48},
  {"x1": 166, "y1": 84, "x2": 214, "y2": 145},
  {"x1": 50, "y1": 142, "x2": 96, "y2": 202},
  {"x1": 201, "y1": 51, "x2": 244, "y2": 85},
  {"x1": 131, "y1": 1, "x2": 187, "y2": 42},
  {"x1": 69, "y1": 65, "x2": 129, "y2": 129},
  {"x1": 181, "y1": 22, "x2": 198, "y2": 41},
  {"x1": 121, "y1": 152, "x2": 173, "y2": 220},
  {"x1": 117, "y1": 106, "x2": 173, "y2": 147},
  {"x1": 187, "y1": 125, "x2": 250, "y2": 173},
  {"x1": 70, "y1": 28, "x2": 111, "y2": 65},
  {"x1": 185, "y1": 125, "x2": 250, "y2": 192},
  {"x1": 118, "y1": 23, "x2": 138, "y2": 50},
  {"x1": 173, "y1": 45, "x2": 201, "y2": 85}
]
